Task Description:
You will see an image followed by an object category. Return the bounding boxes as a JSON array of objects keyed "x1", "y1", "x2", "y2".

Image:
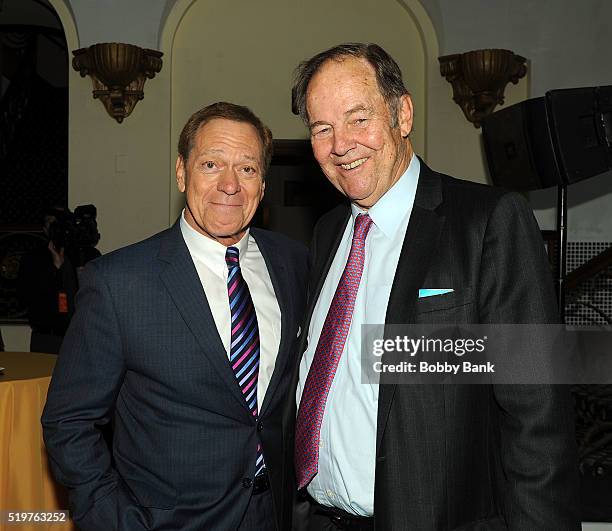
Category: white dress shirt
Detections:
[
  {"x1": 296, "y1": 155, "x2": 420, "y2": 515},
  {"x1": 180, "y1": 211, "x2": 281, "y2": 408}
]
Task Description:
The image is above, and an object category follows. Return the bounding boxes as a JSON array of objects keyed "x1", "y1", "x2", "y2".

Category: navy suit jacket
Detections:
[{"x1": 42, "y1": 221, "x2": 308, "y2": 531}]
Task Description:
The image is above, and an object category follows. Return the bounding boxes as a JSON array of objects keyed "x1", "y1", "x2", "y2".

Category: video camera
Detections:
[{"x1": 46, "y1": 204, "x2": 100, "y2": 251}]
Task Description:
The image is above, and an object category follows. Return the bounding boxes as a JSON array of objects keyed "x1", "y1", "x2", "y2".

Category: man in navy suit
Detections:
[{"x1": 42, "y1": 102, "x2": 308, "y2": 530}]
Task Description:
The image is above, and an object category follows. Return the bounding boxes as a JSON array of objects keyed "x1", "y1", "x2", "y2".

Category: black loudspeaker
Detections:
[{"x1": 482, "y1": 86, "x2": 612, "y2": 190}]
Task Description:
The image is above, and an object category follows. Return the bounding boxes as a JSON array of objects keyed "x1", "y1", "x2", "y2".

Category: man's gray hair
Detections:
[{"x1": 292, "y1": 42, "x2": 409, "y2": 128}]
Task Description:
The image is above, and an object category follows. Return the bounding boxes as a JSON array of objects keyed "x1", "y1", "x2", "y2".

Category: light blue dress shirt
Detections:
[{"x1": 296, "y1": 155, "x2": 420, "y2": 516}]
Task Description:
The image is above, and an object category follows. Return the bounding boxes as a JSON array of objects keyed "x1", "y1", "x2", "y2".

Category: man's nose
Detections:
[
  {"x1": 331, "y1": 127, "x2": 354, "y2": 157},
  {"x1": 217, "y1": 169, "x2": 240, "y2": 194}
]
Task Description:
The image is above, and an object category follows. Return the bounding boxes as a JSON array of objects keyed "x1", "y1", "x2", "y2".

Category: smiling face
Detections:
[
  {"x1": 306, "y1": 56, "x2": 414, "y2": 209},
  {"x1": 176, "y1": 118, "x2": 265, "y2": 246}
]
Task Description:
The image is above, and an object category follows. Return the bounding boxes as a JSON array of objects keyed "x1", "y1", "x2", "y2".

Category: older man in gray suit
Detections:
[{"x1": 285, "y1": 43, "x2": 580, "y2": 531}]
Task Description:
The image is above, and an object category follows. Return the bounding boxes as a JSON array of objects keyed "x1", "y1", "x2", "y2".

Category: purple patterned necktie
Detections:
[
  {"x1": 226, "y1": 246, "x2": 265, "y2": 476},
  {"x1": 294, "y1": 213, "x2": 374, "y2": 489}
]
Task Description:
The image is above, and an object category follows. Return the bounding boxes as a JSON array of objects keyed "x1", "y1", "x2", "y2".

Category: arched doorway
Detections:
[
  {"x1": 0, "y1": 0, "x2": 68, "y2": 326},
  {"x1": 162, "y1": 0, "x2": 438, "y2": 242}
]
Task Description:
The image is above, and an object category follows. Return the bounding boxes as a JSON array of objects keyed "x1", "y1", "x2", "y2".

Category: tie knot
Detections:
[
  {"x1": 353, "y1": 214, "x2": 373, "y2": 241},
  {"x1": 225, "y1": 246, "x2": 240, "y2": 270}
]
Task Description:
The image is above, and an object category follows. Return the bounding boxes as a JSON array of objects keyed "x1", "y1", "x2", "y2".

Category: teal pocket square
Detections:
[{"x1": 419, "y1": 288, "x2": 454, "y2": 298}]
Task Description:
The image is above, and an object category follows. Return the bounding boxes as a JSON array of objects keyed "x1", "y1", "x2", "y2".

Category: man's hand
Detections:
[{"x1": 48, "y1": 241, "x2": 65, "y2": 269}]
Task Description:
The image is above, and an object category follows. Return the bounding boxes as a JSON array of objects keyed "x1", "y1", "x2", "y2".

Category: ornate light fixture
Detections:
[
  {"x1": 72, "y1": 43, "x2": 163, "y2": 123},
  {"x1": 439, "y1": 49, "x2": 527, "y2": 128}
]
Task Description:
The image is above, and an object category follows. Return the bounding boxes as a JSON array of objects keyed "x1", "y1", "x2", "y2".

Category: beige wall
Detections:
[
  {"x1": 59, "y1": 0, "x2": 528, "y2": 252},
  {"x1": 5, "y1": 0, "x2": 529, "y2": 351},
  {"x1": 68, "y1": 59, "x2": 173, "y2": 254},
  {"x1": 169, "y1": 0, "x2": 429, "y2": 219},
  {"x1": 427, "y1": 62, "x2": 529, "y2": 184},
  {"x1": 168, "y1": 0, "x2": 529, "y2": 220},
  {"x1": 44, "y1": 0, "x2": 174, "y2": 256},
  {"x1": 5, "y1": 0, "x2": 176, "y2": 351}
]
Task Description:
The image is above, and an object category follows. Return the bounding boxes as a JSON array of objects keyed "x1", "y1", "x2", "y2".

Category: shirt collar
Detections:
[
  {"x1": 179, "y1": 209, "x2": 250, "y2": 276},
  {"x1": 350, "y1": 154, "x2": 420, "y2": 239}
]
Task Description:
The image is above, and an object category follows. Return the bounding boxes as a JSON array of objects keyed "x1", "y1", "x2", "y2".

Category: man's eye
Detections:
[
  {"x1": 354, "y1": 118, "x2": 367, "y2": 125},
  {"x1": 203, "y1": 161, "x2": 216, "y2": 169},
  {"x1": 243, "y1": 166, "x2": 256, "y2": 174},
  {"x1": 312, "y1": 127, "x2": 331, "y2": 137}
]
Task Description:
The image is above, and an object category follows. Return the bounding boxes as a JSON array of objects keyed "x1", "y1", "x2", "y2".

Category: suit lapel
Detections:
[
  {"x1": 376, "y1": 162, "x2": 445, "y2": 451},
  {"x1": 157, "y1": 222, "x2": 254, "y2": 419},
  {"x1": 252, "y1": 229, "x2": 292, "y2": 417},
  {"x1": 288, "y1": 205, "x2": 351, "y2": 402},
  {"x1": 302, "y1": 204, "x2": 351, "y2": 353},
  {"x1": 284, "y1": 204, "x2": 350, "y2": 435}
]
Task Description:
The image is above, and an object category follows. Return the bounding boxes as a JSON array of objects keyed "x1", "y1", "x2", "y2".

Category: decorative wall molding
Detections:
[
  {"x1": 72, "y1": 42, "x2": 162, "y2": 123},
  {"x1": 439, "y1": 49, "x2": 527, "y2": 128}
]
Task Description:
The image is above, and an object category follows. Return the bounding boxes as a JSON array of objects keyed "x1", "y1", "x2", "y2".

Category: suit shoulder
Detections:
[
  {"x1": 311, "y1": 203, "x2": 349, "y2": 239},
  {"x1": 437, "y1": 172, "x2": 532, "y2": 217},
  {"x1": 86, "y1": 228, "x2": 170, "y2": 274},
  {"x1": 439, "y1": 172, "x2": 503, "y2": 203},
  {"x1": 317, "y1": 203, "x2": 349, "y2": 225}
]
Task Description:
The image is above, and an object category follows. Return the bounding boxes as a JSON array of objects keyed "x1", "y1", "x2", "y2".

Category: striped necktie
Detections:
[
  {"x1": 294, "y1": 213, "x2": 373, "y2": 489},
  {"x1": 226, "y1": 246, "x2": 265, "y2": 476}
]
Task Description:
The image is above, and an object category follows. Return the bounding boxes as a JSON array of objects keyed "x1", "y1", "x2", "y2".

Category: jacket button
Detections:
[
  {"x1": 242, "y1": 478, "x2": 253, "y2": 488},
  {"x1": 257, "y1": 422, "x2": 263, "y2": 432}
]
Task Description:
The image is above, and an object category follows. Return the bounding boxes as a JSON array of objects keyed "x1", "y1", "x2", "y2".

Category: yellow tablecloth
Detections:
[{"x1": 0, "y1": 352, "x2": 75, "y2": 530}]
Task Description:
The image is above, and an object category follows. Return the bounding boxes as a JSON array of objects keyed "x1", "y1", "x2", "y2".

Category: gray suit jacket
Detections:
[
  {"x1": 42, "y1": 222, "x2": 308, "y2": 531},
  {"x1": 285, "y1": 161, "x2": 580, "y2": 530}
]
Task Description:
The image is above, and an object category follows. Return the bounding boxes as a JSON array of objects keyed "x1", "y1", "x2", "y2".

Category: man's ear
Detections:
[
  {"x1": 398, "y1": 94, "x2": 414, "y2": 138},
  {"x1": 176, "y1": 156, "x2": 186, "y2": 193},
  {"x1": 259, "y1": 179, "x2": 266, "y2": 201}
]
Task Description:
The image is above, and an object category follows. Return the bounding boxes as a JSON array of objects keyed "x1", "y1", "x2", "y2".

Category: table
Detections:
[{"x1": 0, "y1": 352, "x2": 75, "y2": 531}]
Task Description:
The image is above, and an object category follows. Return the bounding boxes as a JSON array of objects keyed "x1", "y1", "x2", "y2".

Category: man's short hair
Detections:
[
  {"x1": 178, "y1": 102, "x2": 274, "y2": 176},
  {"x1": 292, "y1": 42, "x2": 409, "y2": 128}
]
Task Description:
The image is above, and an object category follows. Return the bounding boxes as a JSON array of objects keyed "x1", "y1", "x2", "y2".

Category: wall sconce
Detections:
[
  {"x1": 72, "y1": 43, "x2": 163, "y2": 123},
  {"x1": 439, "y1": 49, "x2": 527, "y2": 128}
]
